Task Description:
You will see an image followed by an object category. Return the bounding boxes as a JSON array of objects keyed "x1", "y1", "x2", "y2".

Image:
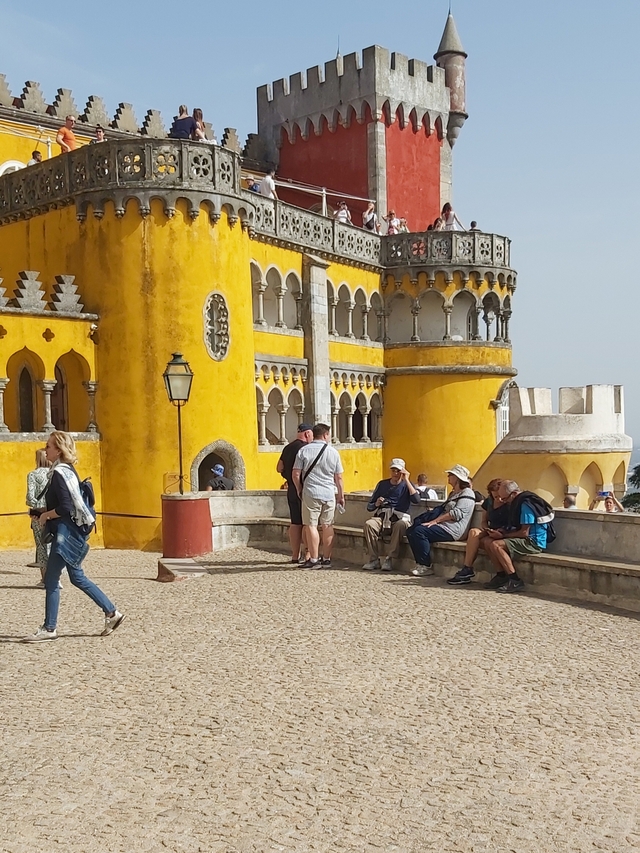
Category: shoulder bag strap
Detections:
[{"x1": 300, "y1": 443, "x2": 329, "y2": 488}]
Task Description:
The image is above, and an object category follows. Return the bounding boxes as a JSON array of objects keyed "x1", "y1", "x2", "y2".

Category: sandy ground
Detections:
[{"x1": 0, "y1": 545, "x2": 639, "y2": 852}]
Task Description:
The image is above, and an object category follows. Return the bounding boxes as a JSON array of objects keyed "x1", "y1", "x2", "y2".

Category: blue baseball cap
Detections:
[{"x1": 211, "y1": 464, "x2": 225, "y2": 476}]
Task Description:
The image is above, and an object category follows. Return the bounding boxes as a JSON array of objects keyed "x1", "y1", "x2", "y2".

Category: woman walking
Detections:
[
  {"x1": 23, "y1": 431, "x2": 125, "y2": 642},
  {"x1": 25, "y1": 449, "x2": 51, "y2": 582}
]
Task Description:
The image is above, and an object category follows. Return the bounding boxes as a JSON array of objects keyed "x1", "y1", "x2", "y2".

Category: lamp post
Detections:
[{"x1": 163, "y1": 353, "x2": 194, "y2": 495}]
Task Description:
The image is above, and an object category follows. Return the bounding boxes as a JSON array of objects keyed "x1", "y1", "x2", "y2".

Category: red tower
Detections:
[{"x1": 256, "y1": 14, "x2": 467, "y2": 231}]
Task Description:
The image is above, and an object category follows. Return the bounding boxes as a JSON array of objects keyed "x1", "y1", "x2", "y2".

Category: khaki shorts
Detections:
[
  {"x1": 503, "y1": 537, "x2": 542, "y2": 558},
  {"x1": 302, "y1": 495, "x2": 336, "y2": 527}
]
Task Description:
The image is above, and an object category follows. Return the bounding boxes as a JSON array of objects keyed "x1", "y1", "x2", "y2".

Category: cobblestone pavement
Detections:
[{"x1": 1, "y1": 546, "x2": 639, "y2": 853}]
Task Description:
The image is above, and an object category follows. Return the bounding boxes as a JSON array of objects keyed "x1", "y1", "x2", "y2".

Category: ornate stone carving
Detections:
[
  {"x1": 48, "y1": 88, "x2": 79, "y2": 118},
  {"x1": 51, "y1": 275, "x2": 84, "y2": 313},
  {"x1": 11, "y1": 271, "x2": 47, "y2": 312},
  {"x1": 0, "y1": 279, "x2": 8, "y2": 308},
  {"x1": 81, "y1": 95, "x2": 110, "y2": 127},
  {"x1": 204, "y1": 292, "x2": 230, "y2": 361},
  {"x1": 141, "y1": 109, "x2": 167, "y2": 138},
  {"x1": 111, "y1": 102, "x2": 139, "y2": 133},
  {"x1": 17, "y1": 81, "x2": 47, "y2": 113}
]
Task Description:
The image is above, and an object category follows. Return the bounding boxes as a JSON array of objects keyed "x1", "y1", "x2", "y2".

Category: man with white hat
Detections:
[
  {"x1": 362, "y1": 458, "x2": 421, "y2": 572},
  {"x1": 407, "y1": 464, "x2": 477, "y2": 577}
]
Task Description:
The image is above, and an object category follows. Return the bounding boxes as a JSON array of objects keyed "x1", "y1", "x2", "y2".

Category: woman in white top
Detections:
[
  {"x1": 441, "y1": 203, "x2": 465, "y2": 231},
  {"x1": 26, "y1": 449, "x2": 51, "y2": 580},
  {"x1": 383, "y1": 210, "x2": 401, "y2": 235},
  {"x1": 335, "y1": 201, "x2": 352, "y2": 224}
]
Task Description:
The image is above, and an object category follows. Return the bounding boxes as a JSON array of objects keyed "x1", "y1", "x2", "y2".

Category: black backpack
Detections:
[{"x1": 78, "y1": 477, "x2": 96, "y2": 537}]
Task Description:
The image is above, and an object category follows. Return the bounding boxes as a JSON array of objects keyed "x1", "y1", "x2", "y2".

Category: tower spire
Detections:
[{"x1": 434, "y1": 11, "x2": 468, "y2": 147}]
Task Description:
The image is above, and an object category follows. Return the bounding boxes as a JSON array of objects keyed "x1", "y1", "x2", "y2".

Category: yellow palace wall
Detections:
[{"x1": 0, "y1": 119, "x2": 92, "y2": 165}]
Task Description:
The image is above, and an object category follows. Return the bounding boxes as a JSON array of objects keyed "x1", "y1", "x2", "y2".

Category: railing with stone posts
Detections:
[{"x1": 381, "y1": 230, "x2": 516, "y2": 285}]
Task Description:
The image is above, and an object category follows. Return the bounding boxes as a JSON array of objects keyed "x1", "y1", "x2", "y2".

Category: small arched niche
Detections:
[{"x1": 191, "y1": 440, "x2": 246, "y2": 491}]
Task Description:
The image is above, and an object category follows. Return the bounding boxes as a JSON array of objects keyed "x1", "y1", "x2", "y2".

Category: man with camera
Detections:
[{"x1": 362, "y1": 459, "x2": 421, "y2": 572}]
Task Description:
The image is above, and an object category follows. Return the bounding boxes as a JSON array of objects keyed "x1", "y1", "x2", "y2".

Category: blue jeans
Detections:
[
  {"x1": 406, "y1": 523, "x2": 454, "y2": 567},
  {"x1": 44, "y1": 547, "x2": 115, "y2": 631}
]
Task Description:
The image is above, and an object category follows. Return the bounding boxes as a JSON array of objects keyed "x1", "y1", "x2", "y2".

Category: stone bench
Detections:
[{"x1": 207, "y1": 515, "x2": 640, "y2": 613}]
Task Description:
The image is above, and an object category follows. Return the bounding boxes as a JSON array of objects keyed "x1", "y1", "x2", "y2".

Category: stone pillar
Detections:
[
  {"x1": 277, "y1": 403, "x2": 289, "y2": 444},
  {"x1": 367, "y1": 120, "x2": 387, "y2": 217},
  {"x1": 331, "y1": 403, "x2": 339, "y2": 444},
  {"x1": 411, "y1": 305, "x2": 420, "y2": 342},
  {"x1": 302, "y1": 253, "x2": 332, "y2": 424},
  {"x1": 275, "y1": 288, "x2": 286, "y2": 328},
  {"x1": 329, "y1": 297, "x2": 339, "y2": 336},
  {"x1": 40, "y1": 380, "x2": 56, "y2": 431},
  {"x1": 255, "y1": 283, "x2": 267, "y2": 326},
  {"x1": 361, "y1": 306, "x2": 370, "y2": 341},
  {"x1": 494, "y1": 311, "x2": 504, "y2": 343},
  {"x1": 443, "y1": 306, "x2": 452, "y2": 340},
  {"x1": 358, "y1": 403, "x2": 371, "y2": 442},
  {"x1": 82, "y1": 381, "x2": 98, "y2": 432},
  {"x1": 382, "y1": 310, "x2": 390, "y2": 343},
  {"x1": 294, "y1": 292, "x2": 303, "y2": 330},
  {"x1": 345, "y1": 407, "x2": 355, "y2": 443},
  {"x1": 346, "y1": 302, "x2": 355, "y2": 339},
  {"x1": 473, "y1": 306, "x2": 483, "y2": 340},
  {"x1": 0, "y1": 378, "x2": 9, "y2": 432},
  {"x1": 257, "y1": 402, "x2": 269, "y2": 446},
  {"x1": 503, "y1": 309, "x2": 512, "y2": 344}
]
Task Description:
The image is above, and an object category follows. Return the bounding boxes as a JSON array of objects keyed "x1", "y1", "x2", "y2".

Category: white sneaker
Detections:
[
  {"x1": 102, "y1": 610, "x2": 126, "y2": 636},
  {"x1": 362, "y1": 558, "x2": 381, "y2": 571},
  {"x1": 23, "y1": 626, "x2": 57, "y2": 642},
  {"x1": 412, "y1": 564, "x2": 435, "y2": 577},
  {"x1": 381, "y1": 557, "x2": 393, "y2": 572}
]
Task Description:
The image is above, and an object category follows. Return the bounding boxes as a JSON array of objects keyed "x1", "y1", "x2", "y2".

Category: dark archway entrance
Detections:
[
  {"x1": 190, "y1": 440, "x2": 247, "y2": 491},
  {"x1": 197, "y1": 452, "x2": 226, "y2": 490}
]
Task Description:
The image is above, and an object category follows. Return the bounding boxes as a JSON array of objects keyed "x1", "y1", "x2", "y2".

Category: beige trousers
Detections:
[{"x1": 364, "y1": 516, "x2": 410, "y2": 559}]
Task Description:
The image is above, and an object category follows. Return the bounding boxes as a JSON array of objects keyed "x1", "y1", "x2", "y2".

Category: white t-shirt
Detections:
[
  {"x1": 259, "y1": 175, "x2": 276, "y2": 198},
  {"x1": 293, "y1": 441, "x2": 344, "y2": 502},
  {"x1": 386, "y1": 217, "x2": 401, "y2": 235},
  {"x1": 336, "y1": 207, "x2": 351, "y2": 224}
]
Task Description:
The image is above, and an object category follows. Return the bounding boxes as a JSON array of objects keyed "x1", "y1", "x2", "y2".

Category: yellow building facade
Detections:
[{"x1": 0, "y1": 65, "x2": 630, "y2": 551}]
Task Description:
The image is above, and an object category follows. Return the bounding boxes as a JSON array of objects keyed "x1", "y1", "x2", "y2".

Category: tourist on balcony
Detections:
[
  {"x1": 89, "y1": 125, "x2": 106, "y2": 144},
  {"x1": 383, "y1": 210, "x2": 401, "y2": 235},
  {"x1": 277, "y1": 423, "x2": 314, "y2": 563},
  {"x1": 56, "y1": 115, "x2": 77, "y2": 154},
  {"x1": 362, "y1": 201, "x2": 380, "y2": 233},
  {"x1": 483, "y1": 480, "x2": 553, "y2": 593},
  {"x1": 441, "y1": 202, "x2": 465, "y2": 231},
  {"x1": 407, "y1": 465, "x2": 476, "y2": 577},
  {"x1": 23, "y1": 431, "x2": 125, "y2": 642},
  {"x1": 259, "y1": 168, "x2": 278, "y2": 199},
  {"x1": 25, "y1": 449, "x2": 52, "y2": 582},
  {"x1": 362, "y1": 459, "x2": 420, "y2": 573},
  {"x1": 292, "y1": 423, "x2": 344, "y2": 570},
  {"x1": 27, "y1": 150, "x2": 42, "y2": 166},
  {"x1": 398, "y1": 218, "x2": 409, "y2": 233},
  {"x1": 562, "y1": 495, "x2": 578, "y2": 509},
  {"x1": 470, "y1": 220, "x2": 480, "y2": 231},
  {"x1": 192, "y1": 108, "x2": 212, "y2": 142},
  {"x1": 416, "y1": 474, "x2": 438, "y2": 500},
  {"x1": 169, "y1": 105, "x2": 197, "y2": 140},
  {"x1": 335, "y1": 201, "x2": 352, "y2": 224},
  {"x1": 446, "y1": 478, "x2": 509, "y2": 586},
  {"x1": 432, "y1": 217, "x2": 444, "y2": 231},
  {"x1": 589, "y1": 492, "x2": 624, "y2": 513}
]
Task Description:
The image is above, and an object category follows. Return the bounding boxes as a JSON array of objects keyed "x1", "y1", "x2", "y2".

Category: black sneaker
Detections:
[
  {"x1": 484, "y1": 572, "x2": 507, "y2": 589},
  {"x1": 321, "y1": 558, "x2": 332, "y2": 569},
  {"x1": 446, "y1": 566, "x2": 475, "y2": 585},
  {"x1": 496, "y1": 576, "x2": 525, "y2": 593},
  {"x1": 300, "y1": 559, "x2": 321, "y2": 570}
]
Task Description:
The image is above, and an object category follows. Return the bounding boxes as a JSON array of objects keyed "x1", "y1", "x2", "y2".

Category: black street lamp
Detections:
[{"x1": 163, "y1": 353, "x2": 194, "y2": 494}]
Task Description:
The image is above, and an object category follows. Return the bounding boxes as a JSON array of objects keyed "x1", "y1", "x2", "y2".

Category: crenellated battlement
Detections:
[{"x1": 257, "y1": 45, "x2": 450, "y2": 154}]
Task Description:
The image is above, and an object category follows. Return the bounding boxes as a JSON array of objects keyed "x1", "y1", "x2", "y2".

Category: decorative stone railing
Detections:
[
  {"x1": 381, "y1": 230, "x2": 516, "y2": 286},
  {"x1": 0, "y1": 139, "x2": 241, "y2": 223},
  {"x1": 246, "y1": 192, "x2": 382, "y2": 267}
]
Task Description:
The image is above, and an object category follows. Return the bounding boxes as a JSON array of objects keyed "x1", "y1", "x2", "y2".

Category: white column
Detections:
[
  {"x1": 275, "y1": 288, "x2": 286, "y2": 328},
  {"x1": 40, "y1": 380, "x2": 56, "y2": 431},
  {"x1": 411, "y1": 305, "x2": 420, "y2": 342},
  {"x1": 257, "y1": 402, "x2": 269, "y2": 446},
  {"x1": 329, "y1": 297, "x2": 339, "y2": 336},
  {"x1": 358, "y1": 403, "x2": 371, "y2": 442},
  {"x1": 277, "y1": 403, "x2": 289, "y2": 444},
  {"x1": 0, "y1": 378, "x2": 9, "y2": 432},
  {"x1": 331, "y1": 404, "x2": 339, "y2": 444},
  {"x1": 346, "y1": 301, "x2": 355, "y2": 339},
  {"x1": 443, "y1": 306, "x2": 452, "y2": 341},
  {"x1": 83, "y1": 380, "x2": 98, "y2": 432},
  {"x1": 345, "y1": 407, "x2": 355, "y2": 443},
  {"x1": 255, "y1": 284, "x2": 267, "y2": 326},
  {"x1": 361, "y1": 306, "x2": 370, "y2": 341}
]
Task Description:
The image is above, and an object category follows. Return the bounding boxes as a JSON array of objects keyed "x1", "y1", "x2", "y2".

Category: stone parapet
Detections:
[{"x1": 382, "y1": 230, "x2": 516, "y2": 287}]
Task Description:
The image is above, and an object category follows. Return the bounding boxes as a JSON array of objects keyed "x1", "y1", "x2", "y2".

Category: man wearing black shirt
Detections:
[
  {"x1": 363, "y1": 458, "x2": 420, "y2": 572},
  {"x1": 277, "y1": 423, "x2": 313, "y2": 562}
]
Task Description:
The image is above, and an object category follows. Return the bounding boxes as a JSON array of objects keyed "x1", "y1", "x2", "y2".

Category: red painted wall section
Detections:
[
  {"x1": 384, "y1": 120, "x2": 442, "y2": 231},
  {"x1": 276, "y1": 116, "x2": 370, "y2": 218}
]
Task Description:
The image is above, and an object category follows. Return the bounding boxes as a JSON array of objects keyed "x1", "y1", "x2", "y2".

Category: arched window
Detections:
[
  {"x1": 496, "y1": 386, "x2": 510, "y2": 443},
  {"x1": 0, "y1": 160, "x2": 26, "y2": 176},
  {"x1": 18, "y1": 367, "x2": 35, "y2": 432}
]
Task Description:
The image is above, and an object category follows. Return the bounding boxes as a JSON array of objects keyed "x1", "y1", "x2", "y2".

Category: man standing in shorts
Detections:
[
  {"x1": 483, "y1": 480, "x2": 550, "y2": 593},
  {"x1": 277, "y1": 423, "x2": 313, "y2": 563},
  {"x1": 292, "y1": 423, "x2": 344, "y2": 570}
]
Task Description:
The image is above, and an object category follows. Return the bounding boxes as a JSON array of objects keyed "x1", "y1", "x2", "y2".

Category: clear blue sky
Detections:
[{"x1": 2, "y1": 0, "x2": 639, "y2": 444}]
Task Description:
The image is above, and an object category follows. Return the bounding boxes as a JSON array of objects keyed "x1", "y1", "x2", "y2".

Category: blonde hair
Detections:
[
  {"x1": 35, "y1": 449, "x2": 50, "y2": 468},
  {"x1": 49, "y1": 431, "x2": 78, "y2": 465}
]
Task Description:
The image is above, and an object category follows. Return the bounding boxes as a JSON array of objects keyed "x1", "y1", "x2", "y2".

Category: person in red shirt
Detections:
[{"x1": 56, "y1": 115, "x2": 77, "y2": 154}]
